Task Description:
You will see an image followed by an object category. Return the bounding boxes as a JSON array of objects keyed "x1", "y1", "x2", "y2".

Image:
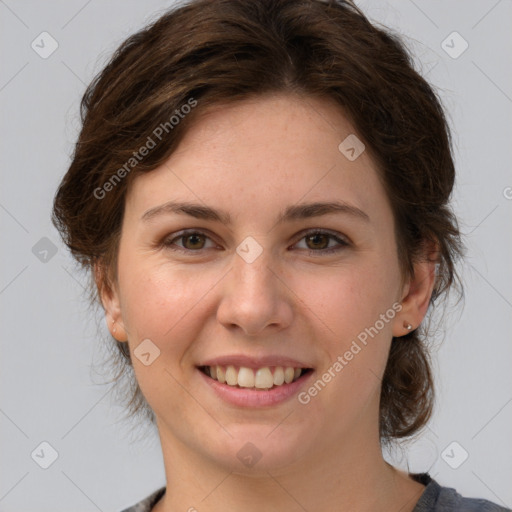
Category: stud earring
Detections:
[{"x1": 403, "y1": 321, "x2": 413, "y2": 331}]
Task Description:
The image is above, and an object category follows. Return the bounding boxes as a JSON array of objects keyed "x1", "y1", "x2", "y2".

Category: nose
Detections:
[{"x1": 216, "y1": 246, "x2": 294, "y2": 336}]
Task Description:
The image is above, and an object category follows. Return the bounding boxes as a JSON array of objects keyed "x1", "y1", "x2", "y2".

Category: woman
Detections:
[{"x1": 52, "y1": 0, "x2": 510, "y2": 511}]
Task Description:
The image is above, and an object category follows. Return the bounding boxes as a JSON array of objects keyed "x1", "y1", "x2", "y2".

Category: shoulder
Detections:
[
  {"x1": 119, "y1": 486, "x2": 166, "y2": 512},
  {"x1": 117, "y1": 477, "x2": 511, "y2": 512},
  {"x1": 412, "y1": 473, "x2": 511, "y2": 512}
]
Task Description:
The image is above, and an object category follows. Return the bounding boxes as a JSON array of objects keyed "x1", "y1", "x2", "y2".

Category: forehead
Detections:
[{"x1": 124, "y1": 93, "x2": 391, "y2": 227}]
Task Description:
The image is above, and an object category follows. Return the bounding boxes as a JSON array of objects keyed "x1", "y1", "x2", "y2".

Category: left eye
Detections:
[
  {"x1": 162, "y1": 229, "x2": 349, "y2": 255},
  {"x1": 295, "y1": 230, "x2": 349, "y2": 254}
]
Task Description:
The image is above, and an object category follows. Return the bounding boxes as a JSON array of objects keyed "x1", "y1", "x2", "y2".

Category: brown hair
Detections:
[{"x1": 52, "y1": 0, "x2": 463, "y2": 443}]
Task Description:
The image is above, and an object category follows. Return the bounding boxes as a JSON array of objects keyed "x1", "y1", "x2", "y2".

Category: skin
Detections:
[{"x1": 99, "y1": 93, "x2": 436, "y2": 511}]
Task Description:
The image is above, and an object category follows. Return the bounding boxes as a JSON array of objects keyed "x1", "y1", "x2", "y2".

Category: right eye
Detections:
[{"x1": 162, "y1": 230, "x2": 218, "y2": 253}]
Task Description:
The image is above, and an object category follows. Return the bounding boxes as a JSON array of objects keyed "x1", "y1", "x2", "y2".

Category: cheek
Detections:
[
  {"x1": 117, "y1": 262, "x2": 222, "y2": 403},
  {"x1": 292, "y1": 265, "x2": 399, "y2": 423},
  {"x1": 290, "y1": 258, "x2": 400, "y2": 342},
  {"x1": 120, "y1": 261, "x2": 219, "y2": 343},
  {"x1": 289, "y1": 256, "x2": 401, "y2": 401}
]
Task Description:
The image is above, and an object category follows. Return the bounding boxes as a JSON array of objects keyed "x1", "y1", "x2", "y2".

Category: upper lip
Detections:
[{"x1": 198, "y1": 354, "x2": 314, "y2": 369}]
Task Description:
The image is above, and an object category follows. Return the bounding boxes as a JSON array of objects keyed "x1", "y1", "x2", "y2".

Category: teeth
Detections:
[
  {"x1": 284, "y1": 367, "x2": 295, "y2": 384},
  {"x1": 216, "y1": 366, "x2": 226, "y2": 384},
  {"x1": 225, "y1": 365, "x2": 237, "y2": 386},
  {"x1": 273, "y1": 366, "x2": 285, "y2": 386},
  {"x1": 254, "y1": 367, "x2": 274, "y2": 389},
  {"x1": 204, "y1": 365, "x2": 306, "y2": 389},
  {"x1": 238, "y1": 367, "x2": 255, "y2": 388}
]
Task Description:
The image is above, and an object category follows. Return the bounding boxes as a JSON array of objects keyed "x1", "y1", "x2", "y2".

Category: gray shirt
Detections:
[{"x1": 119, "y1": 473, "x2": 511, "y2": 511}]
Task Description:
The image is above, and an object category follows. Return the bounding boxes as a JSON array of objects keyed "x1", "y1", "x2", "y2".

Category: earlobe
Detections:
[
  {"x1": 393, "y1": 256, "x2": 437, "y2": 338},
  {"x1": 110, "y1": 317, "x2": 128, "y2": 342},
  {"x1": 402, "y1": 321, "x2": 413, "y2": 332},
  {"x1": 93, "y1": 262, "x2": 129, "y2": 342}
]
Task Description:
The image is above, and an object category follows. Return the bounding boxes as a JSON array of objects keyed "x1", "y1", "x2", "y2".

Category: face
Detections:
[{"x1": 103, "y1": 93, "x2": 426, "y2": 475}]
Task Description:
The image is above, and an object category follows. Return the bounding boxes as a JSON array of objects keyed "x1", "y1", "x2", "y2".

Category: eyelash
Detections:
[{"x1": 161, "y1": 229, "x2": 350, "y2": 257}]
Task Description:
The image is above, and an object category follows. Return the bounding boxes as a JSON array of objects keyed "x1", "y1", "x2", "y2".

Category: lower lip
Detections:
[{"x1": 198, "y1": 368, "x2": 314, "y2": 407}]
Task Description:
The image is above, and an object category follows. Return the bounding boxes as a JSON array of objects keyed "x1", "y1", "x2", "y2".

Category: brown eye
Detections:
[
  {"x1": 163, "y1": 230, "x2": 217, "y2": 253},
  {"x1": 181, "y1": 233, "x2": 206, "y2": 250},
  {"x1": 305, "y1": 233, "x2": 330, "y2": 250},
  {"x1": 294, "y1": 230, "x2": 349, "y2": 256}
]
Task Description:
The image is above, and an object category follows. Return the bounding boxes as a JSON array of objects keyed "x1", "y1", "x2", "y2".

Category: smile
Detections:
[
  {"x1": 197, "y1": 360, "x2": 315, "y2": 407},
  {"x1": 198, "y1": 365, "x2": 313, "y2": 390}
]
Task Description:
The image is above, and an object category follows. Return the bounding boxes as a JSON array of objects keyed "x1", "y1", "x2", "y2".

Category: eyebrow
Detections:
[{"x1": 141, "y1": 200, "x2": 370, "y2": 224}]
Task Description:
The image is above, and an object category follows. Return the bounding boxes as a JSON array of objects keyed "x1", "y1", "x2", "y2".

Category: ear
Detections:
[
  {"x1": 392, "y1": 243, "x2": 438, "y2": 337},
  {"x1": 94, "y1": 262, "x2": 128, "y2": 342}
]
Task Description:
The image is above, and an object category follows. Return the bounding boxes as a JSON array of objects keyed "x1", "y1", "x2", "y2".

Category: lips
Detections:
[
  {"x1": 197, "y1": 355, "x2": 314, "y2": 391},
  {"x1": 197, "y1": 364, "x2": 314, "y2": 407}
]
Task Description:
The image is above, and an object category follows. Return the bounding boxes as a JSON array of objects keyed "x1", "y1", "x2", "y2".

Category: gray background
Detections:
[{"x1": 1, "y1": 1, "x2": 511, "y2": 511}]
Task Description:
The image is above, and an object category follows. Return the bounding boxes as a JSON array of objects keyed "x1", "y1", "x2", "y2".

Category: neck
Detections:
[{"x1": 152, "y1": 416, "x2": 425, "y2": 512}]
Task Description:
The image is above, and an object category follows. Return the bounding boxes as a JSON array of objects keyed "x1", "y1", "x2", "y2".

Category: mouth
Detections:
[{"x1": 197, "y1": 365, "x2": 314, "y2": 391}]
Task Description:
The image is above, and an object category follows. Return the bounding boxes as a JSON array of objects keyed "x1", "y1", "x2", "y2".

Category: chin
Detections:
[{"x1": 203, "y1": 423, "x2": 318, "y2": 475}]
